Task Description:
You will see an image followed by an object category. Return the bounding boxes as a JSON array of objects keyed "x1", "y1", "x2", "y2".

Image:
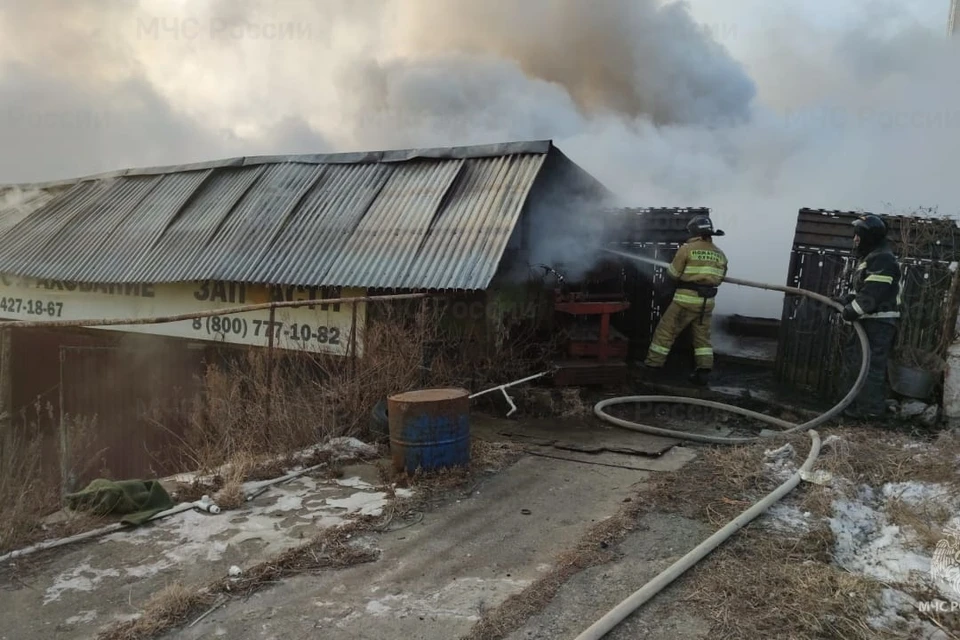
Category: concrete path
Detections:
[
  {"x1": 173, "y1": 455, "x2": 650, "y2": 640},
  {"x1": 505, "y1": 512, "x2": 714, "y2": 640}
]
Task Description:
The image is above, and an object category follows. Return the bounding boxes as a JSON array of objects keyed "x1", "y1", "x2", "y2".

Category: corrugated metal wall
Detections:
[{"x1": 775, "y1": 209, "x2": 960, "y2": 401}]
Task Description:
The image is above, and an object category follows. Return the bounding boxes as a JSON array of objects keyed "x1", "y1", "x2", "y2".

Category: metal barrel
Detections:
[{"x1": 387, "y1": 388, "x2": 471, "y2": 474}]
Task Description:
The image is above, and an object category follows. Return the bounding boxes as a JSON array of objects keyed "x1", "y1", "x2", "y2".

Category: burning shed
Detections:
[{"x1": 0, "y1": 140, "x2": 616, "y2": 483}]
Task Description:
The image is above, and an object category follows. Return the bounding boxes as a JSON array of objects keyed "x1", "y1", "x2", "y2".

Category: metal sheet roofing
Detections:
[{"x1": 0, "y1": 140, "x2": 605, "y2": 290}]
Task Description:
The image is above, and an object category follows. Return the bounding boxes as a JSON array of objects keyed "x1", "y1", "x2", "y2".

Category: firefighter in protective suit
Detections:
[
  {"x1": 640, "y1": 215, "x2": 728, "y2": 387},
  {"x1": 838, "y1": 214, "x2": 902, "y2": 420}
]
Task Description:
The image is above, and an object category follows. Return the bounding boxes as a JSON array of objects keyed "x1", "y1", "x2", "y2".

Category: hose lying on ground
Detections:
[
  {"x1": 570, "y1": 249, "x2": 870, "y2": 639},
  {"x1": 0, "y1": 503, "x2": 197, "y2": 564},
  {"x1": 573, "y1": 431, "x2": 823, "y2": 640}
]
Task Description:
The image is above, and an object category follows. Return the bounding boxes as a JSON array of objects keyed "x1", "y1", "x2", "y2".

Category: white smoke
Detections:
[{"x1": 0, "y1": 0, "x2": 957, "y2": 318}]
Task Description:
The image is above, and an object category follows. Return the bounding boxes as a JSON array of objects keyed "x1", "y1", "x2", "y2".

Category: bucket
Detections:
[
  {"x1": 890, "y1": 364, "x2": 937, "y2": 400},
  {"x1": 388, "y1": 388, "x2": 471, "y2": 474},
  {"x1": 889, "y1": 348, "x2": 945, "y2": 401}
]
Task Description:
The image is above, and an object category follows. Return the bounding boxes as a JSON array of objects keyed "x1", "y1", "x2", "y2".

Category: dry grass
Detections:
[
  {"x1": 98, "y1": 521, "x2": 381, "y2": 640},
  {"x1": 0, "y1": 402, "x2": 111, "y2": 556},
  {"x1": 214, "y1": 482, "x2": 245, "y2": 511},
  {"x1": 643, "y1": 435, "x2": 788, "y2": 525},
  {"x1": 825, "y1": 427, "x2": 960, "y2": 488},
  {"x1": 644, "y1": 426, "x2": 960, "y2": 639},
  {"x1": 886, "y1": 497, "x2": 955, "y2": 550},
  {"x1": 210, "y1": 455, "x2": 252, "y2": 511},
  {"x1": 684, "y1": 533, "x2": 887, "y2": 640},
  {"x1": 175, "y1": 350, "x2": 332, "y2": 474},
  {"x1": 471, "y1": 439, "x2": 523, "y2": 471},
  {"x1": 0, "y1": 427, "x2": 57, "y2": 555},
  {"x1": 107, "y1": 582, "x2": 215, "y2": 640},
  {"x1": 166, "y1": 298, "x2": 548, "y2": 490},
  {"x1": 170, "y1": 477, "x2": 222, "y2": 503},
  {"x1": 559, "y1": 388, "x2": 588, "y2": 417}
]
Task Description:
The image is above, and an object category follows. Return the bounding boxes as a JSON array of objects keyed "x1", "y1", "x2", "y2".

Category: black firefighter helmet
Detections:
[
  {"x1": 852, "y1": 214, "x2": 887, "y2": 255},
  {"x1": 686, "y1": 215, "x2": 725, "y2": 238}
]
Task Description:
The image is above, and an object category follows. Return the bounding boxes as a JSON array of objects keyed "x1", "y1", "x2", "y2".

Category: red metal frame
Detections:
[{"x1": 554, "y1": 294, "x2": 630, "y2": 363}]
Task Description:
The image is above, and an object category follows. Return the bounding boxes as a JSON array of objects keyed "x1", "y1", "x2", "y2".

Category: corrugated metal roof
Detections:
[{"x1": 0, "y1": 140, "x2": 606, "y2": 290}]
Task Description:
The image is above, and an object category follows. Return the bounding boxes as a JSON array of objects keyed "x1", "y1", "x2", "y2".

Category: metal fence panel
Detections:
[{"x1": 776, "y1": 209, "x2": 960, "y2": 401}]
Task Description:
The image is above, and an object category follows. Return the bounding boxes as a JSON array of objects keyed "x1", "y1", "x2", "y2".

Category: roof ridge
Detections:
[{"x1": 0, "y1": 139, "x2": 555, "y2": 191}]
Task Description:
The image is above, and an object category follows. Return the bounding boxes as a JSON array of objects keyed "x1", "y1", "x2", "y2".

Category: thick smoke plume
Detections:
[{"x1": 0, "y1": 0, "x2": 957, "y2": 317}]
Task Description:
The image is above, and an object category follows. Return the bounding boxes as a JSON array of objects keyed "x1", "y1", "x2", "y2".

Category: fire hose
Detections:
[{"x1": 569, "y1": 249, "x2": 870, "y2": 640}]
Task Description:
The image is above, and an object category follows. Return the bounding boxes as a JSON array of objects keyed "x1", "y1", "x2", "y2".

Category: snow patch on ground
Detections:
[
  {"x1": 867, "y1": 589, "x2": 950, "y2": 640},
  {"x1": 111, "y1": 612, "x2": 142, "y2": 623},
  {"x1": 64, "y1": 610, "x2": 98, "y2": 625},
  {"x1": 763, "y1": 503, "x2": 812, "y2": 534},
  {"x1": 40, "y1": 450, "x2": 404, "y2": 604},
  {"x1": 271, "y1": 494, "x2": 305, "y2": 512},
  {"x1": 326, "y1": 492, "x2": 390, "y2": 517},
  {"x1": 44, "y1": 560, "x2": 121, "y2": 605},
  {"x1": 317, "y1": 437, "x2": 379, "y2": 461},
  {"x1": 830, "y1": 488, "x2": 932, "y2": 585},
  {"x1": 822, "y1": 476, "x2": 960, "y2": 631},
  {"x1": 336, "y1": 476, "x2": 375, "y2": 490},
  {"x1": 763, "y1": 443, "x2": 797, "y2": 481},
  {"x1": 124, "y1": 558, "x2": 175, "y2": 579},
  {"x1": 882, "y1": 481, "x2": 952, "y2": 507},
  {"x1": 761, "y1": 436, "x2": 959, "y2": 636}
]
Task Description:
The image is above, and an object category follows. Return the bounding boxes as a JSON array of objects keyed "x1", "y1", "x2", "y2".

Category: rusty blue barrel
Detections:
[{"x1": 388, "y1": 388, "x2": 471, "y2": 474}]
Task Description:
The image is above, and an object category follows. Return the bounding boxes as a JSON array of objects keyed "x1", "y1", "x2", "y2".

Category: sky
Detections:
[{"x1": 0, "y1": 0, "x2": 956, "y2": 317}]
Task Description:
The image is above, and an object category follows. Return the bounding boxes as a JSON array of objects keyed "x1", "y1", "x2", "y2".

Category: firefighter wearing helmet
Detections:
[
  {"x1": 640, "y1": 214, "x2": 728, "y2": 387},
  {"x1": 837, "y1": 213, "x2": 902, "y2": 420}
]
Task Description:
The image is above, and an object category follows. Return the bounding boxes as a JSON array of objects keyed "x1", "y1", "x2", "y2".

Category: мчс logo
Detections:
[{"x1": 931, "y1": 523, "x2": 960, "y2": 604}]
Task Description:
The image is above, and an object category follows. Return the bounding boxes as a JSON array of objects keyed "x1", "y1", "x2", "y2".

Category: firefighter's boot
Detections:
[
  {"x1": 689, "y1": 368, "x2": 710, "y2": 387},
  {"x1": 636, "y1": 362, "x2": 662, "y2": 379}
]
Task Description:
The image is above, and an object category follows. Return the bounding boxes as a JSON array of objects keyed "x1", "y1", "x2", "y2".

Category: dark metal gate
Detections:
[
  {"x1": 775, "y1": 208, "x2": 960, "y2": 401},
  {"x1": 59, "y1": 343, "x2": 202, "y2": 493}
]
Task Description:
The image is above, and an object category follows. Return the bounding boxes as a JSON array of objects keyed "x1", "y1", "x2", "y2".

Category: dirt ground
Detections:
[
  {"x1": 491, "y1": 424, "x2": 960, "y2": 640},
  {"x1": 169, "y1": 452, "x2": 661, "y2": 639},
  {"x1": 0, "y1": 413, "x2": 700, "y2": 640},
  {"x1": 3, "y1": 405, "x2": 959, "y2": 640}
]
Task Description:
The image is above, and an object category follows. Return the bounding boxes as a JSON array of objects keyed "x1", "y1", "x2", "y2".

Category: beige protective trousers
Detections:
[{"x1": 644, "y1": 302, "x2": 713, "y2": 370}]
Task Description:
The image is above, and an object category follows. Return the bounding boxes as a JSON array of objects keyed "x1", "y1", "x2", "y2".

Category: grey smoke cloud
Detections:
[
  {"x1": 0, "y1": 62, "x2": 330, "y2": 181},
  {"x1": 384, "y1": 0, "x2": 757, "y2": 126},
  {"x1": 0, "y1": 0, "x2": 957, "y2": 320}
]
